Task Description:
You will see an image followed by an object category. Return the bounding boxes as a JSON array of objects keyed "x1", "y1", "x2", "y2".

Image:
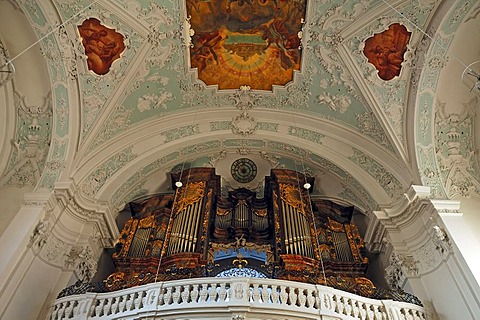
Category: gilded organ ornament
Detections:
[
  {"x1": 173, "y1": 181, "x2": 206, "y2": 214},
  {"x1": 279, "y1": 183, "x2": 310, "y2": 215}
]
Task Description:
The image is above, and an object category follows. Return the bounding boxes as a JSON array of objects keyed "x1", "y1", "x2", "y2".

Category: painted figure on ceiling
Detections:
[
  {"x1": 363, "y1": 23, "x2": 411, "y2": 81},
  {"x1": 78, "y1": 18, "x2": 126, "y2": 75},
  {"x1": 187, "y1": 0, "x2": 306, "y2": 90}
]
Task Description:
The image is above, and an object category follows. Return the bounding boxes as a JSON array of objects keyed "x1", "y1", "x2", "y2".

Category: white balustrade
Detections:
[{"x1": 47, "y1": 278, "x2": 427, "y2": 320}]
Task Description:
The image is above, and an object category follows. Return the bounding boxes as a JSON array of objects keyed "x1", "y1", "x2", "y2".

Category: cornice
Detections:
[{"x1": 54, "y1": 180, "x2": 118, "y2": 247}]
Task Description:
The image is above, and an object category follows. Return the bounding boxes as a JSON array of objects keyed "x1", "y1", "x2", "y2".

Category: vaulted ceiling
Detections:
[{"x1": 0, "y1": 0, "x2": 479, "y2": 234}]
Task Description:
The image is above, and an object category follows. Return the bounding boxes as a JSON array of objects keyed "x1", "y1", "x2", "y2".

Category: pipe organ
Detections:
[{"x1": 104, "y1": 168, "x2": 371, "y2": 296}]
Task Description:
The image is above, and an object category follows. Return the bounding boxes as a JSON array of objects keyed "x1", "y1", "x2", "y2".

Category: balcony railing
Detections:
[{"x1": 48, "y1": 277, "x2": 427, "y2": 320}]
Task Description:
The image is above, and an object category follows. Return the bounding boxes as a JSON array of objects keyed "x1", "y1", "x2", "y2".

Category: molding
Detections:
[
  {"x1": 376, "y1": 185, "x2": 456, "y2": 279},
  {"x1": 54, "y1": 181, "x2": 118, "y2": 248}
]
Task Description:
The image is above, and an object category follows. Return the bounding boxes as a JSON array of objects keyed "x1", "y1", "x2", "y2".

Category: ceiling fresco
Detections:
[
  {"x1": 363, "y1": 23, "x2": 411, "y2": 81},
  {"x1": 187, "y1": 0, "x2": 306, "y2": 90},
  {"x1": 78, "y1": 18, "x2": 126, "y2": 75},
  {"x1": 1, "y1": 0, "x2": 480, "y2": 222}
]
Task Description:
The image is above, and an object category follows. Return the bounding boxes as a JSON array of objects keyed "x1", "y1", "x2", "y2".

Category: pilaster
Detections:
[
  {"x1": 374, "y1": 185, "x2": 480, "y2": 320},
  {"x1": 0, "y1": 181, "x2": 119, "y2": 319}
]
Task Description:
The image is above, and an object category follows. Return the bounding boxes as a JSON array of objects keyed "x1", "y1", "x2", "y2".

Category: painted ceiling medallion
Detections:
[
  {"x1": 187, "y1": 0, "x2": 306, "y2": 90},
  {"x1": 78, "y1": 18, "x2": 126, "y2": 75},
  {"x1": 231, "y1": 158, "x2": 257, "y2": 183},
  {"x1": 363, "y1": 23, "x2": 411, "y2": 81}
]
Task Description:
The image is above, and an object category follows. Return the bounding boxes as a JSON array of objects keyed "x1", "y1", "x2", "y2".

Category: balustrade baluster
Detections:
[
  {"x1": 163, "y1": 287, "x2": 173, "y2": 305},
  {"x1": 95, "y1": 299, "x2": 105, "y2": 317},
  {"x1": 364, "y1": 304, "x2": 373, "y2": 320},
  {"x1": 271, "y1": 285, "x2": 279, "y2": 304},
  {"x1": 58, "y1": 303, "x2": 66, "y2": 319},
  {"x1": 172, "y1": 286, "x2": 181, "y2": 304},
  {"x1": 218, "y1": 283, "x2": 227, "y2": 301},
  {"x1": 208, "y1": 284, "x2": 219, "y2": 302},
  {"x1": 297, "y1": 289, "x2": 306, "y2": 307},
  {"x1": 182, "y1": 285, "x2": 191, "y2": 303},
  {"x1": 335, "y1": 295, "x2": 344, "y2": 314},
  {"x1": 343, "y1": 297, "x2": 352, "y2": 315},
  {"x1": 191, "y1": 284, "x2": 199, "y2": 303},
  {"x1": 305, "y1": 289, "x2": 314, "y2": 308},
  {"x1": 103, "y1": 297, "x2": 112, "y2": 316},
  {"x1": 279, "y1": 286, "x2": 288, "y2": 305},
  {"x1": 50, "y1": 304, "x2": 59, "y2": 320},
  {"x1": 111, "y1": 296, "x2": 119, "y2": 314},
  {"x1": 288, "y1": 287, "x2": 297, "y2": 306},
  {"x1": 252, "y1": 283, "x2": 260, "y2": 302},
  {"x1": 373, "y1": 305, "x2": 383, "y2": 319},
  {"x1": 134, "y1": 291, "x2": 143, "y2": 309},
  {"x1": 261, "y1": 284, "x2": 269, "y2": 303},
  {"x1": 118, "y1": 295, "x2": 127, "y2": 312},
  {"x1": 125, "y1": 293, "x2": 133, "y2": 310},
  {"x1": 65, "y1": 301, "x2": 74, "y2": 318},
  {"x1": 359, "y1": 302, "x2": 367, "y2": 320},
  {"x1": 199, "y1": 284, "x2": 208, "y2": 302},
  {"x1": 352, "y1": 300, "x2": 360, "y2": 318}
]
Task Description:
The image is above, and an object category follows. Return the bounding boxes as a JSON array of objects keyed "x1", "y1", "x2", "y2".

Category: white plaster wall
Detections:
[
  {"x1": 0, "y1": 186, "x2": 34, "y2": 236},
  {"x1": 0, "y1": 253, "x2": 71, "y2": 320},
  {"x1": 419, "y1": 256, "x2": 480, "y2": 320}
]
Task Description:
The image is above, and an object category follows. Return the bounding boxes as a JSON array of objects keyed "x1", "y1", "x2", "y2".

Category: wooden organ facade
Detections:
[{"x1": 105, "y1": 168, "x2": 373, "y2": 296}]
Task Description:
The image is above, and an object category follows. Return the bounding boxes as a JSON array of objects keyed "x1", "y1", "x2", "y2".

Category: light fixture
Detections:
[
  {"x1": 462, "y1": 61, "x2": 480, "y2": 95},
  {"x1": 175, "y1": 181, "x2": 183, "y2": 188},
  {"x1": 303, "y1": 182, "x2": 311, "y2": 190},
  {"x1": 0, "y1": 61, "x2": 15, "y2": 88}
]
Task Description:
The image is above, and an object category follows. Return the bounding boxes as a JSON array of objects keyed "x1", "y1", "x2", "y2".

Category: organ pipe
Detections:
[
  {"x1": 167, "y1": 198, "x2": 204, "y2": 255},
  {"x1": 128, "y1": 228, "x2": 152, "y2": 257},
  {"x1": 281, "y1": 200, "x2": 314, "y2": 258}
]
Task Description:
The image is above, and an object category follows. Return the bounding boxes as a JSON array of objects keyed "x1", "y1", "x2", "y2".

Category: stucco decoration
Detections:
[
  {"x1": 414, "y1": 0, "x2": 478, "y2": 199},
  {"x1": 109, "y1": 139, "x2": 377, "y2": 212},
  {"x1": 161, "y1": 124, "x2": 199, "y2": 143},
  {"x1": 231, "y1": 112, "x2": 257, "y2": 136},
  {"x1": 435, "y1": 97, "x2": 480, "y2": 197},
  {"x1": 230, "y1": 85, "x2": 261, "y2": 110},
  {"x1": 0, "y1": 36, "x2": 14, "y2": 87},
  {"x1": 385, "y1": 252, "x2": 418, "y2": 289},
  {"x1": 65, "y1": 246, "x2": 97, "y2": 281},
  {"x1": 0, "y1": 91, "x2": 52, "y2": 188},
  {"x1": 348, "y1": 148, "x2": 404, "y2": 199},
  {"x1": 29, "y1": 219, "x2": 50, "y2": 250},
  {"x1": 81, "y1": 146, "x2": 137, "y2": 197}
]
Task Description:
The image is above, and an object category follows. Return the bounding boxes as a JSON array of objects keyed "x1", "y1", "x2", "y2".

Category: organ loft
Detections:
[{"x1": 59, "y1": 168, "x2": 420, "y2": 304}]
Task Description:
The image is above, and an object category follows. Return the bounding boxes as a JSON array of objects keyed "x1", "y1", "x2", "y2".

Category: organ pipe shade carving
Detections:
[
  {"x1": 173, "y1": 181, "x2": 206, "y2": 215},
  {"x1": 279, "y1": 183, "x2": 310, "y2": 215}
]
